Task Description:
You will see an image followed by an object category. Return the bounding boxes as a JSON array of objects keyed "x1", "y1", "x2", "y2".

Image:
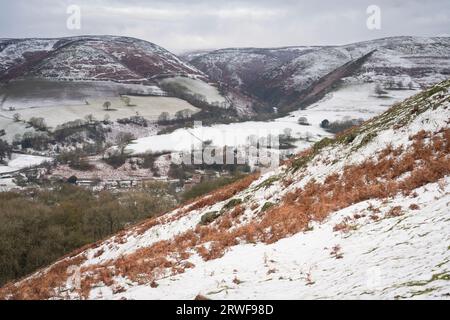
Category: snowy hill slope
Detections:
[
  {"x1": 187, "y1": 37, "x2": 450, "y2": 110},
  {"x1": 0, "y1": 36, "x2": 230, "y2": 119},
  {"x1": 0, "y1": 36, "x2": 205, "y2": 84},
  {"x1": 0, "y1": 79, "x2": 449, "y2": 300}
]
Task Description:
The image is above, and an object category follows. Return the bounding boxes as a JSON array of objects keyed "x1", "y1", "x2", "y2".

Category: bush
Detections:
[
  {"x1": 19, "y1": 131, "x2": 51, "y2": 150},
  {"x1": 103, "y1": 149, "x2": 127, "y2": 168},
  {"x1": 57, "y1": 149, "x2": 94, "y2": 171},
  {"x1": 223, "y1": 198, "x2": 243, "y2": 210},
  {"x1": 261, "y1": 202, "x2": 275, "y2": 212},
  {"x1": 298, "y1": 117, "x2": 310, "y2": 126},
  {"x1": 325, "y1": 119, "x2": 364, "y2": 134},
  {"x1": 117, "y1": 116, "x2": 148, "y2": 127},
  {"x1": 182, "y1": 174, "x2": 247, "y2": 201},
  {"x1": 200, "y1": 211, "x2": 219, "y2": 225},
  {"x1": 320, "y1": 119, "x2": 330, "y2": 129},
  {"x1": 28, "y1": 117, "x2": 47, "y2": 131}
]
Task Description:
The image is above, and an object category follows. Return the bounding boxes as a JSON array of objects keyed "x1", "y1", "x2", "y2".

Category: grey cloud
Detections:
[{"x1": 0, "y1": 0, "x2": 449, "y2": 53}]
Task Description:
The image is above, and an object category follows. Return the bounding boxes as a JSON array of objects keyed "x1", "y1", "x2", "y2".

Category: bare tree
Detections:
[
  {"x1": 116, "y1": 132, "x2": 136, "y2": 154},
  {"x1": 28, "y1": 117, "x2": 47, "y2": 131},
  {"x1": 103, "y1": 101, "x2": 111, "y2": 111},
  {"x1": 175, "y1": 109, "x2": 194, "y2": 120},
  {"x1": 13, "y1": 113, "x2": 21, "y2": 122},
  {"x1": 375, "y1": 84, "x2": 387, "y2": 96},
  {"x1": 158, "y1": 112, "x2": 170, "y2": 123},
  {"x1": 122, "y1": 96, "x2": 131, "y2": 106},
  {"x1": 0, "y1": 139, "x2": 12, "y2": 163}
]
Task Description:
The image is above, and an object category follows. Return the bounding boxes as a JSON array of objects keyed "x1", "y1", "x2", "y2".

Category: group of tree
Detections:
[
  {"x1": 0, "y1": 183, "x2": 176, "y2": 286},
  {"x1": 116, "y1": 132, "x2": 136, "y2": 155},
  {"x1": 375, "y1": 81, "x2": 415, "y2": 97},
  {"x1": 28, "y1": 117, "x2": 47, "y2": 131},
  {"x1": 57, "y1": 148, "x2": 94, "y2": 171},
  {"x1": 117, "y1": 115, "x2": 148, "y2": 127},
  {"x1": 322, "y1": 118, "x2": 364, "y2": 134},
  {"x1": 13, "y1": 131, "x2": 51, "y2": 151},
  {"x1": 101, "y1": 132, "x2": 136, "y2": 168},
  {"x1": 0, "y1": 139, "x2": 12, "y2": 163}
]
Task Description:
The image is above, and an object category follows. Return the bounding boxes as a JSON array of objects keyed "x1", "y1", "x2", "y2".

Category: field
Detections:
[
  {"x1": 282, "y1": 82, "x2": 418, "y2": 123},
  {"x1": 7, "y1": 96, "x2": 198, "y2": 128},
  {"x1": 0, "y1": 115, "x2": 32, "y2": 143},
  {"x1": 159, "y1": 76, "x2": 227, "y2": 105},
  {"x1": 0, "y1": 79, "x2": 199, "y2": 129},
  {"x1": 0, "y1": 153, "x2": 51, "y2": 174},
  {"x1": 126, "y1": 83, "x2": 418, "y2": 155},
  {"x1": 0, "y1": 79, "x2": 164, "y2": 110}
]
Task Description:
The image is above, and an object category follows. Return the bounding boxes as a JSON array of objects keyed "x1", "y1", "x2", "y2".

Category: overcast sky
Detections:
[{"x1": 0, "y1": 0, "x2": 449, "y2": 53}]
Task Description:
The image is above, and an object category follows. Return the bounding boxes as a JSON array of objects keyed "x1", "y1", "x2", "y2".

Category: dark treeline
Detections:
[{"x1": 0, "y1": 183, "x2": 176, "y2": 286}]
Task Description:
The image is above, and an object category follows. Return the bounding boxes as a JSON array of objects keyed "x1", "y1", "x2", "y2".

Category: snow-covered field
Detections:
[
  {"x1": 0, "y1": 153, "x2": 51, "y2": 174},
  {"x1": 0, "y1": 79, "x2": 165, "y2": 111},
  {"x1": 1, "y1": 96, "x2": 199, "y2": 129},
  {"x1": 127, "y1": 119, "x2": 331, "y2": 155},
  {"x1": 0, "y1": 115, "x2": 32, "y2": 143},
  {"x1": 127, "y1": 83, "x2": 418, "y2": 155},
  {"x1": 280, "y1": 82, "x2": 418, "y2": 124}
]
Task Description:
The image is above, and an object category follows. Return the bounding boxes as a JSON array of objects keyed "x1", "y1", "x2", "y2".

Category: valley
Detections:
[{"x1": 0, "y1": 34, "x2": 449, "y2": 300}]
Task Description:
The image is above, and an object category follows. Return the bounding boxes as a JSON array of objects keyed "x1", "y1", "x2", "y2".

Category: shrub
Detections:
[
  {"x1": 325, "y1": 119, "x2": 364, "y2": 134},
  {"x1": 28, "y1": 117, "x2": 47, "y2": 131},
  {"x1": 320, "y1": 119, "x2": 330, "y2": 128},
  {"x1": 261, "y1": 202, "x2": 275, "y2": 212},
  {"x1": 298, "y1": 117, "x2": 310, "y2": 126},
  {"x1": 200, "y1": 211, "x2": 219, "y2": 225},
  {"x1": 223, "y1": 198, "x2": 243, "y2": 210},
  {"x1": 57, "y1": 149, "x2": 94, "y2": 171},
  {"x1": 103, "y1": 149, "x2": 127, "y2": 168},
  {"x1": 182, "y1": 174, "x2": 247, "y2": 201}
]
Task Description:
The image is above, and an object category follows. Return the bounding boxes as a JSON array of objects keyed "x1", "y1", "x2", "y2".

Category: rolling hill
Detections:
[{"x1": 186, "y1": 36, "x2": 450, "y2": 113}]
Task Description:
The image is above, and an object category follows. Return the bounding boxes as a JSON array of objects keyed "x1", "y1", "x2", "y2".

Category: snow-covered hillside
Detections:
[
  {"x1": 0, "y1": 36, "x2": 223, "y2": 114},
  {"x1": 0, "y1": 36, "x2": 205, "y2": 83},
  {"x1": 0, "y1": 36, "x2": 232, "y2": 140},
  {"x1": 187, "y1": 36, "x2": 450, "y2": 109},
  {"x1": 1, "y1": 79, "x2": 448, "y2": 300}
]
